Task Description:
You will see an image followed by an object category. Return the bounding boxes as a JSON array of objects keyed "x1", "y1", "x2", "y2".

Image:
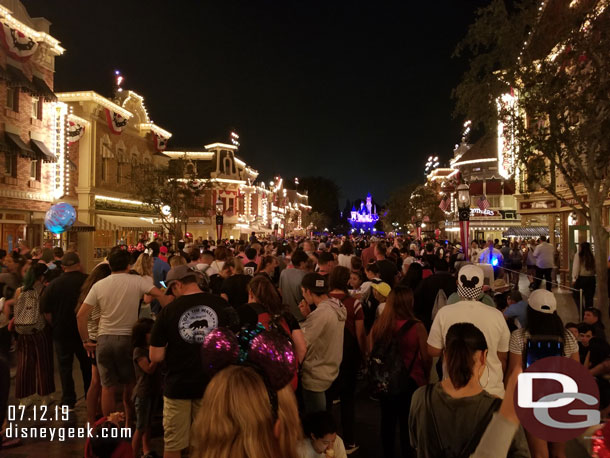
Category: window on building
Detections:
[
  {"x1": 228, "y1": 197, "x2": 234, "y2": 211},
  {"x1": 4, "y1": 153, "x2": 17, "y2": 177},
  {"x1": 30, "y1": 159, "x2": 41, "y2": 181},
  {"x1": 31, "y1": 96, "x2": 42, "y2": 120},
  {"x1": 101, "y1": 158, "x2": 108, "y2": 182},
  {"x1": 6, "y1": 86, "x2": 18, "y2": 112}
]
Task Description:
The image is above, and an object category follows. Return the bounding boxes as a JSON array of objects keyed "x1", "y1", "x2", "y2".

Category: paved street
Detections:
[{"x1": 1, "y1": 274, "x2": 590, "y2": 457}]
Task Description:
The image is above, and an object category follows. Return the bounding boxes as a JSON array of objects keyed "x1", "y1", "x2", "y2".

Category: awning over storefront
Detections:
[
  {"x1": 97, "y1": 214, "x2": 162, "y2": 231},
  {"x1": 30, "y1": 139, "x2": 55, "y2": 162},
  {"x1": 68, "y1": 221, "x2": 96, "y2": 232},
  {"x1": 6, "y1": 65, "x2": 36, "y2": 93},
  {"x1": 5, "y1": 132, "x2": 36, "y2": 159},
  {"x1": 32, "y1": 76, "x2": 57, "y2": 101},
  {"x1": 503, "y1": 226, "x2": 550, "y2": 237}
]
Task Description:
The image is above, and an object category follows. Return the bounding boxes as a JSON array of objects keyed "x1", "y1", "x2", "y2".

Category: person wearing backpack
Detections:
[
  {"x1": 409, "y1": 322, "x2": 529, "y2": 458},
  {"x1": 237, "y1": 274, "x2": 307, "y2": 387},
  {"x1": 506, "y1": 289, "x2": 579, "y2": 458},
  {"x1": 369, "y1": 285, "x2": 431, "y2": 458},
  {"x1": 11, "y1": 262, "x2": 55, "y2": 406}
]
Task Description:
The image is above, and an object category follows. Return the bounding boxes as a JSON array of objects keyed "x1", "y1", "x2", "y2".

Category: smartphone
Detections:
[
  {"x1": 160, "y1": 281, "x2": 167, "y2": 288},
  {"x1": 524, "y1": 338, "x2": 564, "y2": 368}
]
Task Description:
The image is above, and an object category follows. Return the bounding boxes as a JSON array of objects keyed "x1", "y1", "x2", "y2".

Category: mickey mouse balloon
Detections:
[{"x1": 44, "y1": 202, "x2": 77, "y2": 234}]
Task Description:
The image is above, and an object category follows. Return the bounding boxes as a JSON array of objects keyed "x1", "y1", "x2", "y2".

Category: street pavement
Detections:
[{"x1": 1, "y1": 273, "x2": 590, "y2": 457}]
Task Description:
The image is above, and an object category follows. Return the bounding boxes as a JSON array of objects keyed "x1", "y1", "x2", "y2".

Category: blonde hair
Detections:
[
  {"x1": 191, "y1": 366, "x2": 301, "y2": 458},
  {"x1": 169, "y1": 255, "x2": 187, "y2": 267},
  {"x1": 132, "y1": 253, "x2": 153, "y2": 277}
]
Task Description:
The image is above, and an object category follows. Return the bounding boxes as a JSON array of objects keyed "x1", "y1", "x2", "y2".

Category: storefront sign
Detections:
[
  {"x1": 520, "y1": 200, "x2": 557, "y2": 210},
  {"x1": 470, "y1": 208, "x2": 497, "y2": 217},
  {"x1": 561, "y1": 196, "x2": 587, "y2": 207}
]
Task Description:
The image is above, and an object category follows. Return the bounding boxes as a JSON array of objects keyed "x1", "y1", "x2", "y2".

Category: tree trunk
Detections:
[{"x1": 588, "y1": 196, "x2": 609, "y2": 328}]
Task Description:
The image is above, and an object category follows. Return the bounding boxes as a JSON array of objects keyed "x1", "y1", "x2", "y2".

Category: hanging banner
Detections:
[
  {"x1": 154, "y1": 133, "x2": 168, "y2": 152},
  {"x1": 67, "y1": 121, "x2": 85, "y2": 145},
  {"x1": 104, "y1": 108, "x2": 127, "y2": 135},
  {"x1": 460, "y1": 220, "x2": 470, "y2": 260},
  {"x1": 0, "y1": 21, "x2": 37, "y2": 61}
]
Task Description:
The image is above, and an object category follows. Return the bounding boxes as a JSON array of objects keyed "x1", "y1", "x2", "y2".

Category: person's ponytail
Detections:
[{"x1": 445, "y1": 323, "x2": 488, "y2": 389}]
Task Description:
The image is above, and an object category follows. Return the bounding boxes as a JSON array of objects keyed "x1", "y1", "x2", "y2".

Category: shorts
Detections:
[
  {"x1": 162, "y1": 396, "x2": 202, "y2": 452},
  {"x1": 89, "y1": 339, "x2": 97, "y2": 366},
  {"x1": 96, "y1": 335, "x2": 135, "y2": 387},
  {"x1": 135, "y1": 396, "x2": 155, "y2": 431}
]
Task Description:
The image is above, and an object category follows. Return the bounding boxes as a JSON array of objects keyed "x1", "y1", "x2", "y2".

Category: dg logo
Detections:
[{"x1": 514, "y1": 356, "x2": 600, "y2": 442}]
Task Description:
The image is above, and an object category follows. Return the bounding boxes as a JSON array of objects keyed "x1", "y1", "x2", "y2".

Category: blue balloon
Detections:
[{"x1": 44, "y1": 202, "x2": 77, "y2": 234}]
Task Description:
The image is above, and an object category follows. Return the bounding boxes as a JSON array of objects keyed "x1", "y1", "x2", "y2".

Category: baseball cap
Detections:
[
  {"x1": 61, "y1": 252, "x2": 80, "y2": 267},
  {"x1": 165, "y1": 265, "x2": 198, "y2": 292},
  {"x1": 371, "y1": 282, "x2": 391, "y2": 298},
  {"x1": 528, "y1": 289, "x2": 556, "y2": 314},
  {"x1": 160, "y1": 246, "x2": 168, "y2": 254},
  {"x1": 301, "y1": 273, "x2": 328, "y2": 294},
  {"x1": 457, "y1": 264, "x2": 484, "y2": 300}
]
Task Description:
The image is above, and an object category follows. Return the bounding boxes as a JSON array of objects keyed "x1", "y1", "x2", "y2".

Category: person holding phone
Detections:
[{"x1": 507, "y1": 289, "x2": 579, "y2": 457}]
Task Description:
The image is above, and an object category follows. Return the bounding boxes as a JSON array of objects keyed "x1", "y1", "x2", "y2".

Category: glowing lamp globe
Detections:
[
  {"x1": 492, "y1": 257, "x2": 499, "y2": 267},
  {"x1": 44, "y1": 202, "x2": 77, "y2": 234}
]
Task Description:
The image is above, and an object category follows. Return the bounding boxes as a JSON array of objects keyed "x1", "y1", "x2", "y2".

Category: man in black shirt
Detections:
[
  {"x1": 219, "y1": 259, "x2": 252, "y2": 308},
  {"x1": 150, "y1": 265, "x2": 238, "y2": 458},
  {"x1": 243, "y1": 247, "x2": 258, "y2": 276},
  {"x1": 40, "y1": 252, "x2": 90, "y2": 408}
]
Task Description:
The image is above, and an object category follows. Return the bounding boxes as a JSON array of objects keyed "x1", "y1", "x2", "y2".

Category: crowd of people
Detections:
[{"x1": 0, "y1": 233, "x2": 607, "y2": 457}]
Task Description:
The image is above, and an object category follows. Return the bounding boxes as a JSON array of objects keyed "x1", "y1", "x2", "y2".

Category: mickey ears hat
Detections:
[
  {"x1": 457, "y1": 264, "x2": 484, "y2": 288},
  {"x1": 528, "y1": 289, "x2": 556, "y2": 314}
]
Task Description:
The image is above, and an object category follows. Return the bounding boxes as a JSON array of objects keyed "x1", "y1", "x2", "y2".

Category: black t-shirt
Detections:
[
  {"x1": 236, "y1": 302, "x2": 300, "y2": 333},
  {"x1": 376, "y1": 259, "x2": 398, "y2": 286},
  {"x1": 243, "y1": 262, "x2": 257, "y2": 276},
  {"x1": 220, "y1": 274, "x2": 252, "y2": 308},
  {"x1": 150, "y1": 292, "x2": 238, "y2": 399},
  {"x1": 40, "y1": 271, "x2": 88, "y2": 341}
]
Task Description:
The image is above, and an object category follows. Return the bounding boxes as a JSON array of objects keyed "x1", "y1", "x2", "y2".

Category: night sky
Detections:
[{"x1": 24, "y1": 0, "x2": 487, "y2": 203}]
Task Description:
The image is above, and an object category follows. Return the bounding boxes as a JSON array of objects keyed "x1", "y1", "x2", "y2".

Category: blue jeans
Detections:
[{"x1": 302, "y1": 388, "x2": 326, "y2": 413}]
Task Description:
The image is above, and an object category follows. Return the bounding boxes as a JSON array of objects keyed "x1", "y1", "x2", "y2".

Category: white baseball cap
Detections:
[{"x1": 528, "y1": 289, "x2": 556, "y2": 314}]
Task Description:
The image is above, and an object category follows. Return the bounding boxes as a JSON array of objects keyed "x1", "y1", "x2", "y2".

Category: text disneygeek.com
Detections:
[{"x1": 4, "y1": 423, "x2": 132, "y2": 441}]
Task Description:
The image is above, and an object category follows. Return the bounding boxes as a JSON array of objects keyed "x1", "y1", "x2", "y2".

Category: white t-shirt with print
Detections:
[
  {"x1": 428, "y1": 299, "x2": 511, "y2": 398},
  {"x1": 84, "y1": 273, "x2": 154, "y2": 337}
]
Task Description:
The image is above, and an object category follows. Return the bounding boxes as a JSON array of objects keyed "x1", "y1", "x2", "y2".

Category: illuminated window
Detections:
[{"x1": 30, "y1": 159, "x2": 41, "y2": 181}]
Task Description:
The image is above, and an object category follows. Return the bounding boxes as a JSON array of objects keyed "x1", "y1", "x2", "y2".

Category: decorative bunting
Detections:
[
  {"x1": 67, "y1": 121, "x2": 85, "y2": 145},
  {"x1": 0, "y1": 21, "x2": 37, "y2": 61},
  {"x1": 154, "y1": 133, "x2": 169, "y2": 152},
  {"x1": 104, "y1": 108, "x2": 127, "y2": 135}
]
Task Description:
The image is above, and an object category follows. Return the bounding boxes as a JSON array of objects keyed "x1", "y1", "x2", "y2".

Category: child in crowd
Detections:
[
  {"x1": 298, "y1": 410, "x2": 347, "y2": 458},
  {"x1": 372, "y1": 282, "x2": 391, "y2": 317},
  {"x1": 131, "y1": 318, "x2": 160, "y2": 458}
]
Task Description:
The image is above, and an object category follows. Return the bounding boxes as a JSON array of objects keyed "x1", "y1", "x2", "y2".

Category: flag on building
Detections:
[
  {"x1": 477, "y1": 195, "x2": 490, "y2": 211},
  {"x1": 439, "y1": 197, "x2": 449, "y2": 212}
]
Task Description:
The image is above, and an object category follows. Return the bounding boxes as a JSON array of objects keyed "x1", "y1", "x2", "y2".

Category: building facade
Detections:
[
  {"x1": 0, "y1": 1, "x2": 65, "y2": 252},
  {"x1": 56, "y1": 90, "x2": 171, "y2": 271},
  {"x1": 164, "y1": 145, "x2": 310, "y2": 240}
]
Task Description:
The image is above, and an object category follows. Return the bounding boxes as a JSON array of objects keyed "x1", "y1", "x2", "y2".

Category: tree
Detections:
[
  {"x1": 302, "y1": 211, "x2": 331, "y2": 232},
  {"x1": 454, "y1": 0, "x2": 610, "y2": 312},
  {"x1": 130, "y1": 159, "x2": 210, "y2": 246},
  {"x1": 383, "y1": 183, "x2": 444, "y2": 233},
  {"x1": 297, "y1": 176, "x2": 341, "y2": 228}
]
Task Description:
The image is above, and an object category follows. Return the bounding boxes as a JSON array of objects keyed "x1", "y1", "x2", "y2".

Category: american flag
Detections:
[
  {"x1": 477, "y1": 195, "x2": 490, "y2": 211},
  {"x1": 438, "y1": 197, "x2": 449, "y2": 212}
]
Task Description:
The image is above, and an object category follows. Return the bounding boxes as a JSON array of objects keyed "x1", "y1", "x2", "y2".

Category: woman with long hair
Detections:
[
  {"x1": 507, "y1": 289, "x2": 579, "y2": 457},
  {"x1": 400, "y1": 262, "x2": 423, "y2": 290},
  {"x1": 572, "y1": 241, "x2": 596, "y2": 311},
  {"x1": 12, "y1": 262, "x2": 55, "y2": 406},
  {"x1": 77, "y1": 263, "x2": 112, "y2": 425},
  {"x1": 240, "y1": 275, "x2": 306, "y2": 364},
  {"x1": 369, "y1": 285, "x2": 431, "y2": 458},
  {"x1": 338, "y1": 241, "x2": 354, "y2": 269},
  {"x1": 191, "y1": 365, "x2": 302, "y2": 458},
  {"x1": 132, "y1": 253, "x2": 155, "y2": 319}
]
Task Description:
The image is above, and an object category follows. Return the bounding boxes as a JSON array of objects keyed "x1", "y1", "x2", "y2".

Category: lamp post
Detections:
[
  {"x1": 456, "y1": 183, "x2": 470, "y2": 260},
  {"x1": 215, "y1": 197, "x2": 224, "y2": 242},
  {"x1": 415, "y1": 208, "x2": 423, "y2": 240}
]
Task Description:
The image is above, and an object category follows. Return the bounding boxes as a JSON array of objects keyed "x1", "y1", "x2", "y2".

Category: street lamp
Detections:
[
  {"x1": 215, "y1": 197, "x2": 224, "y2": 242},
  {"x1": 415, "y1": 208, "x2": 423, "y2": 240},
  {"x1": 456, "y1": 183, "x2": 470, "y2": 260}
]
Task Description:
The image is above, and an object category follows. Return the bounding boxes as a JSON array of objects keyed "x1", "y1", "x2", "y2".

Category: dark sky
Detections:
[{"x1": 24, "y1": 0, "x2": 486, "y2": 203}]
